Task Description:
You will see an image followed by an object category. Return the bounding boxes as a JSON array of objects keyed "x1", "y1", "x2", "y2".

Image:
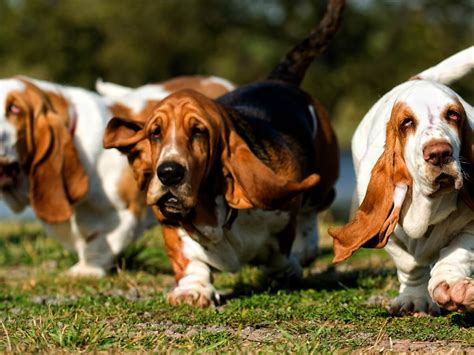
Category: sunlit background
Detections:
[{"x1": 0, "y1": 0, "x2": 473, "y2": 219}]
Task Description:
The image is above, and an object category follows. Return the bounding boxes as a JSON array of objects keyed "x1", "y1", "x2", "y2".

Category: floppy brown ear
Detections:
[
  {"x1": 328, "y1": 118, "x2": 411, "y2": 263},
  {"x1": 221, "y1": 128, "x2": 320, "y2": 210},
  {"x1": 29, "y1": 107, "x2": 89, "y2": 224},
  {"x1": 103, "y1": 117, "x2": 150, "y2": 189},
  {"x1": 459, "y1": 113, "x2": 474, "y2": 210},
  {"x1": 103, "y1": 116, "x2": 146, "y2": 150}
]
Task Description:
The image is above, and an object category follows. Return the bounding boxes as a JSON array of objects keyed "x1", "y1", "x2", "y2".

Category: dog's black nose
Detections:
[{"x1": 157, "y1": 161, "x2": 186, "y2": 186}]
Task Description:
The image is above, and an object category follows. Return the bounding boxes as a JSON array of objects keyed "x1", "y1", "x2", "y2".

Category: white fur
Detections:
[
  {"x1": 0, "y1": 80, "x2": 26, "y2": 164},
  {"x1": 0, "y1": 77, "x2": 152, "y2": 276},
  {"x1": 417, "y1": 46, "x2": 474, "y2": 85},
  {"x1": 352, "y1": 48, "x2": 474, "y2": 313},
  {"x1": 172, "y1": 201, "x2": 311, "y2": 302},
  {"x1": 204, "y1": 76, "x2": 235, "y2": 92},
  {"x1": 95, "y1": 78, "x2": 134, "y2": 98},
  {"x1": 291, "y1": 207, "x2": 319, "y2": 267},
  {"x1": 97, "y1": 79, "x2": 171, "y2": 114},
  {"x1": 106, "y1": 84, "x2": 171, "y2": 114},
  {"x1": 308, "y1": 105, "x2": 318, "y2": 139}
]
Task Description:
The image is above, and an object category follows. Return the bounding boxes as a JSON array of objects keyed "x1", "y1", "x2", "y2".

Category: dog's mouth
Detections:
[
  {"x1": 430, "y1": 172, "x2": 462, "y2": 196},
  {"x1": 0, "y1": 162, "x2": 20, "y2": 188},
  {"x1": 157, "y1": 192, "x2": 190, "y2": 220}
]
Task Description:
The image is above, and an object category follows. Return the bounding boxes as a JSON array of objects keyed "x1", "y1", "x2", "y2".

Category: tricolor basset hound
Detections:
[
  {"x1": 330, "y1": 46, "x2": 474, "y2": 315},
  {"x1": 104, "y1": 0, "x2": 344, "y2": 307}
]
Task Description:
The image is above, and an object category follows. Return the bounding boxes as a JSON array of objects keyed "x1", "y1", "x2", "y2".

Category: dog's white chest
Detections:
[{"x1": 181, "y1": 208, "x2": 291, "y2": 272}]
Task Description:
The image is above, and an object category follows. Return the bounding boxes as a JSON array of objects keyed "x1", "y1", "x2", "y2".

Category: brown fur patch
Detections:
[
  {"x1": 117, "y1": 166, "x2": 147, "y2": 218},
  {"x1": 162, "y1": 225, "x2": 189, "y2": 282},
  {"x1": 9, "y1": 80, "x2": 89, "y2": 223},
  {"x1": 329, "y1": 102, "x2": 413, "y2": 263}
]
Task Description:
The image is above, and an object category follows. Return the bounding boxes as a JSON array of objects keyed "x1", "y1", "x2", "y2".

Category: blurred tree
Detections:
[{"x1": 0, "y1": 0, "x2": 472, "y2": 147}]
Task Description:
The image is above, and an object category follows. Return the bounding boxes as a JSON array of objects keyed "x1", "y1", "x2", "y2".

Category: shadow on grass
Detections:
[
  {"x1": 450, "y1": 312, "x2": 473, "y2": 328},
  {"x1": 220, "y1": 264, "x2": 396, "y2": 304},
  {"x1": 114, "y1": 241, "x2": 173, "y2": 276}
]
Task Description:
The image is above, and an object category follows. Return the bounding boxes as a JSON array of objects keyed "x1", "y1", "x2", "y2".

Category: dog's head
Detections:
[
  {"x1": 102, "y1": 76, "x2": 236, "y2": 191},
  {"x1": 400, "y1": 81, "x2": 472, "y2": 198},
  {"x1": 104, "y1": 89, "x2": 319, "y2": 223},
  {"x1": 0, "y1": 78, "x2": 88, "y2": 223},
  {"x1": 330, "y1": 80, "x2": 473, "y2": 262}
]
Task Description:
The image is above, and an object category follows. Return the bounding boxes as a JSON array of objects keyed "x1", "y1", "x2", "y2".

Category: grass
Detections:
[{"x1": 0, "y1": 217, "x2": 472, "y2": 352}]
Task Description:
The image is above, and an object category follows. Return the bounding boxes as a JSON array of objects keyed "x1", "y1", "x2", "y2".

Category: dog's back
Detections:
[{"x1": 218, "y1": 81, "x2": 317, "y2": 174}]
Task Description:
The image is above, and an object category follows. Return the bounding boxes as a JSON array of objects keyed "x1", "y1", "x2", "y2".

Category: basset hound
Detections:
[
  {"x1": 330, "y1": 46, "x2": 474, "y2": 315},
  {"x1": 104, "y1": 0, "x2": 344, "y2": 307},
  {"x1": 0, "y1": 76, "x2": 151, "y2": 277}
]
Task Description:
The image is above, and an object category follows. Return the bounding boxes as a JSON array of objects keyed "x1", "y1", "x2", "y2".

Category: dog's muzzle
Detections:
[{"x1": 157, "y1": 192, "x2": 189, "y2": 220}]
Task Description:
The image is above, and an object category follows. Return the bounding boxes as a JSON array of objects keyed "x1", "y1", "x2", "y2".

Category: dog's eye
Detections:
[
  {"x1": 400, "y1": 117, "x2": 414, "y2": 130},
  {"x1": 446, "y1": 110, "x2": 460, "y2": 122},
  {"x1": 150, "y1": 127, "x2": 161, "y2": 140},
  {"x1": 191, "y1": 126, "x2": 207, "y2": 138},
  {"x1": 7, "y1": 104, "x2": 22, "y2": 115}
]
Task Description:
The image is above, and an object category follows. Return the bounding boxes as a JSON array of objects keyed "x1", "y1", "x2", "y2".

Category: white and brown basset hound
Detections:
[
  {"x1": 0, "y1": 77, "x2": 149, "y2": 277},
  {"x1": 104, "y1": 0, "x2": 344, "y2": 307},
  {"x1": 0, "y1": 76, "x2": 234, "y2": 277},
  {"x1": 330, "y1": 46, "x2": 474, "y2": 315}
]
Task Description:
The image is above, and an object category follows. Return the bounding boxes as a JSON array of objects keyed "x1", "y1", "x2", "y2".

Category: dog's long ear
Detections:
[
  {"x1": 103, "y1": 116, "x2": 146, "y2": 150},
  {"x1": 329, "y1": 108, "x2": 411, "y2": 263},
  {"x1": 459, "y1": 104, "x2": 474, "y2": 210},
  {"x1": 220, "y1": 120, "x2": 319, "y2": 210},
  {"x1": 26, "y1": 86, "x2": 88, "y2": 224},
  {"x1": 103, "y1": 116, "x2": 150, "y2": 189}
]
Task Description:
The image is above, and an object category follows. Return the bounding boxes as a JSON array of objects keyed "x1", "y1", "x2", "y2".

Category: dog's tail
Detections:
[
  {"x1": 411, "y1": 46, "x2": 474, "y2": 85},
  {"x1": 267, "y1": 0, "x2": 345, "y2": 86}
]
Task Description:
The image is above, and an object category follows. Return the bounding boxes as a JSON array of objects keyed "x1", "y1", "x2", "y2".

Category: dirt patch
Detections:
[
  {"x1": 30, "y1": 294, "x2": 79, "y2": 305},
  {"x1": 135, "y1": 321, "x2": 280, "y2": 343},
  {"x1": 354, "y1": 339, "x2": 473, "y2": 353}
]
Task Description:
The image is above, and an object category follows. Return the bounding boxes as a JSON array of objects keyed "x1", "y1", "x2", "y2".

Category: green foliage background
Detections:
[{"x1": 0, "y1": 0, "x2": 472, "y2": 147}]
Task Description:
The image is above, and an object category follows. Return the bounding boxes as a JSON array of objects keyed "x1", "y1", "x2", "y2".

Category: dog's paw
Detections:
[
  {"x1": 67, "y1": 263, "x2": 107, "y2": 278},
  {"x1": 167, "y1": 284, "x2": 219, "y2": 308},
  {"x1": 432, "y1": 278, "x2": 474, "y2": 313},
  {"x1": 389, "y1": 293, "x2": 441, "y2": 317}
]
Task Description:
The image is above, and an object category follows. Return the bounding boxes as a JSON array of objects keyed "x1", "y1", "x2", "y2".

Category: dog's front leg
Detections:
[
  {"x1": 167, "y1": 259, "x2": 218, "y2": 307},
  {"x1": 163, "y1": 227, "x2": 219, "y2": 307},
  {"x1": 385, "y1": 239, "x2": 440, "y2": 316},
  {"x1": 429, "y1": 228, "x2": 474, "y2": 313}
]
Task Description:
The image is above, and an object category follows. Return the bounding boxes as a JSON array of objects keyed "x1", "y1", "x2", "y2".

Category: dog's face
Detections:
[
  {"x1": 396, "y1": 82, "x2": 471, "y2": 197},
  {"x1": 0, "y1": 79, "x2": 31, "y2": 189},
  {"x1": 144, "y1": 92, "x2": 222, "y2": 220},
  {"x1": 329, "y1": 80, "x2": 474, "y2": 262},
  {"x1": 103, "y1": 76, "x2": 236, "y2": 192},
  {"x1": 104, "y1": 89, "x2": 320, "y2": 224},
  {"x1": 0, "y1": 78, "x2": 88, "y2": 223}
]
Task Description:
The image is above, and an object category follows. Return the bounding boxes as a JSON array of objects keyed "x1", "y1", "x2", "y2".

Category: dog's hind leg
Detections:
[{"x1": 291, "y1": 208, "x2": 319, "y2": 267}]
